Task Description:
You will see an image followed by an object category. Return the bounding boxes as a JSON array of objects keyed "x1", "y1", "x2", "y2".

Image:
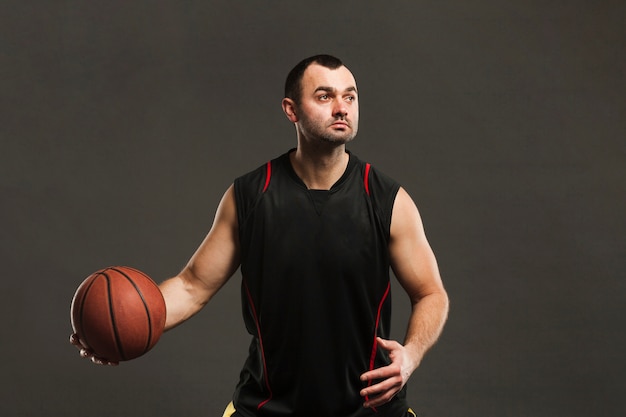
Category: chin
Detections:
[
  {"x1": 319, "y1": 137, "x2": 354, "y2": 146},
  {"x1": 321, "y1": 132, "x2": 357, "y2": 145}
]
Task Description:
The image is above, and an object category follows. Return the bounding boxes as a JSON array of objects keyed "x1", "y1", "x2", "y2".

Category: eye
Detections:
[
  {"x1": 318, "y1": 94, "x2": 329, "y2": 101},
  {"x1": 345, "y1": 95, "x2": 356, "y2": 102}
]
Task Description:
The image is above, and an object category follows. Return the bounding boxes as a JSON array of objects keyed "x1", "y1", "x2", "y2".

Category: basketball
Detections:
[{"x1": 70, "y1": 266, "x2": 166, "y2": 362}]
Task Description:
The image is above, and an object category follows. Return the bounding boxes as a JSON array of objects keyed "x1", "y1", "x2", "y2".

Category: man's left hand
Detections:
[{"x1": 359, "y1": 337, "x2": 417, "y2": 409}]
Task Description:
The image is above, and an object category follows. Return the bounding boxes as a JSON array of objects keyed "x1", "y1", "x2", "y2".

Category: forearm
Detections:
[
  {"x1": 402, "y1": 289, "x2": 449, "y2": 371},
  {"x1": 159, "y1": 271, "x2": 212, "y2": 331},
  {"x1": 358, "y1": 289, "x2": 448, "y2": 407}
]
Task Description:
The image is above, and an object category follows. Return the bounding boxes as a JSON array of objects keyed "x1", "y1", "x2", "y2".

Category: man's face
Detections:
[{"x1": 294, "y1": 64, "x2": 359, "y2": 145}]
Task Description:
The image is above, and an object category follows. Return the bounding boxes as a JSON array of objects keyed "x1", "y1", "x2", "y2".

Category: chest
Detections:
[{"x1": 260, "y1": 180, "x2": 379, "y2": 250}]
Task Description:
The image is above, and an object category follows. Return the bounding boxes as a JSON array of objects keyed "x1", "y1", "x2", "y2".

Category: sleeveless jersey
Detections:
[{"x1": 232, "y1": 149, "x2": 408, "y2": 417}]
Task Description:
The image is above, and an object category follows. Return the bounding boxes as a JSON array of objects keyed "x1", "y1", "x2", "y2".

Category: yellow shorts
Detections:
[
  {"x1": 222, "y1": 402, "x2": 236, "y2": 417},
  {"x1": 222, "y1": 402, "x2": 417, "y2": 416}
]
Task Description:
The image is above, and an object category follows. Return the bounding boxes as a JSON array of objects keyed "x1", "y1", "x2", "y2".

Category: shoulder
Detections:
[
  {"x1": 348, "y1": 152, "x2": 400, "y2": 196},
  {"x1": 361, "y1": 159, "x2": 401, "y2": 220},
  {"x1": 367, "y1": 165, "x2": 400, "y2": 196},
  {"x1": 234, "y1": 162, "x2": 267, "y2": 196},
  {"x1": 234, "y1": 151, "x2": 290, "y2": 197},
  {"x1": 233, "y1": 151, "x2": 291, "y2": 222}
]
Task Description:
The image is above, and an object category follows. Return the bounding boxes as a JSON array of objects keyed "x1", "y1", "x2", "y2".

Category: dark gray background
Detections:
[{"x1": 1, "y1": 1, "x2": 624, "y2": 416}]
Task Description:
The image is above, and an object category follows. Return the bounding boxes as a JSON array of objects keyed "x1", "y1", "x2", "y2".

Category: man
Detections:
[{"x1": 72, "y1": 55, "x2": 449, "y2": 417}]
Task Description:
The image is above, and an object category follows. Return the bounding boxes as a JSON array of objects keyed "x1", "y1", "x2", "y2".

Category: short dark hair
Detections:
[{"x1": 284, "y1": 54, "x2": 344, "y2": 103}]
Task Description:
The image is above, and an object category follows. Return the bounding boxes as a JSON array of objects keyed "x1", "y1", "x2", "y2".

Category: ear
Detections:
[{"x1": 282, "y1": 98, "x2": 298, "y2": 123}]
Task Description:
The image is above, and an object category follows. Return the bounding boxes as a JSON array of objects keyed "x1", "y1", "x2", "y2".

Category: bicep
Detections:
[
  {"x1": 185, "y1": 184, "x2": 241, "y2": 298},
  {"x1": 389, "y1": 188, "x2": 444, "y2": 301}
]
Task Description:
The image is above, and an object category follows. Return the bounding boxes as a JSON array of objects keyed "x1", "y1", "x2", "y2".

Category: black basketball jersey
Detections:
[{"x1": 232, "y1": 149, "x2": 408, "y2": 417}]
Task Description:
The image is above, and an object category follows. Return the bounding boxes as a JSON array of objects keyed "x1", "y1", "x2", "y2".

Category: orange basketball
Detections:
[{"x1": 70, "y1": 266, "x2": 166, "y2": 362}]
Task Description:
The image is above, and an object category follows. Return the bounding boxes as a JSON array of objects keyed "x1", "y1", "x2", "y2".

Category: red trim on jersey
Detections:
[
  {"x1": 364, "y1": 163, "x2": 371, "y2": 195},
  {"x1": 243, "y1": 279, "x2": 273, "y2": 410},
  {"x1": 262, "y1": 161, "x2": 272, "y2": 193},
  {"x1": 365, "y1": 281, "x2": 391, "y2": 406}
]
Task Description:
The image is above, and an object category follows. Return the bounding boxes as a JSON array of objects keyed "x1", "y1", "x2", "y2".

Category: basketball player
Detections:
[{"x1": 72, "y1": 55, "x2": 449, "y2": 417}]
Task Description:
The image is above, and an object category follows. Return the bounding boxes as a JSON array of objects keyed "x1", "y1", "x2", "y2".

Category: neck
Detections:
[{"x1": 289, "y1": 144, "x2": 349, "y2": 190}]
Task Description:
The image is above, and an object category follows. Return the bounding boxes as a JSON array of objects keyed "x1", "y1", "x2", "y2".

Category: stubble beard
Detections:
[{"x1": 299, "y1": 116, "x2": 359, "y2": 146}]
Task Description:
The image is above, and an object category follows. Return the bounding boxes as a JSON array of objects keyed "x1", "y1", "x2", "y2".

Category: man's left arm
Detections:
[{"x1": 360, "y1": 187, "x2": 449, "y2": 409}]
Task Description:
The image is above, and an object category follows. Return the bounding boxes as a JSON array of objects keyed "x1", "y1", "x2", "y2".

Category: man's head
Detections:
[
  {"x1": 284, "y1": 55, "x2": 345, "y2": 104},
  {"x1": 283, "y1": 55, "x2": 359, "y2": 146}
]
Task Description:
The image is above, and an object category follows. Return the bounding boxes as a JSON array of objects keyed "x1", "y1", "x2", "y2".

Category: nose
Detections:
[{"x1": 332, "y1": 100, "x2": 348, "y2": 118}]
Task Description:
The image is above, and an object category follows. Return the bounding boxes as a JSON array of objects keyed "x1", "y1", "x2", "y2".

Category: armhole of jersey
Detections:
[
  {"x1": 363, "y1": 162, "x2": 399, "y2": 242},
  {"x1": 364, "y1": 162, "x2": 371, "y2": 196},
  {"x1": 262, "y1": 161, "x2": 272, "y2": 193}
]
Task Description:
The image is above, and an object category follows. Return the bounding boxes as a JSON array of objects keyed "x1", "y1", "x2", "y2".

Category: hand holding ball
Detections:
[{"x1": 70, "y1": 266, "x2": 166, "y2": 362}]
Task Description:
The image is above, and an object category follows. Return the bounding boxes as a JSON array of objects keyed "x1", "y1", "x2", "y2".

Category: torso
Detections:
[{"x1": 232, "y1": 150, "x2": 407, "y2": 417}]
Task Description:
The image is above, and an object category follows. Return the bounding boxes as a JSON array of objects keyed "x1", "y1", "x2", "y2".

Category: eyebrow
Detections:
[{"x1": 314, "y1": 86, "x2": 358, "y2": 94}]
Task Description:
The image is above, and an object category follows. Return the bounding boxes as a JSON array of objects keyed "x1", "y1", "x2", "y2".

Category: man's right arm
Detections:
[{"x1": 71, "y1": 184, "x2": 241, "y2": 363}]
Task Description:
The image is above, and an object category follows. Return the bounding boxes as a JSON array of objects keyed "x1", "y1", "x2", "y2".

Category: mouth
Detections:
[{"x1": 330, "y1": 121, "x2": 350, "y2": 129}]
